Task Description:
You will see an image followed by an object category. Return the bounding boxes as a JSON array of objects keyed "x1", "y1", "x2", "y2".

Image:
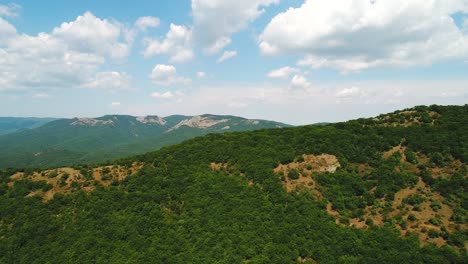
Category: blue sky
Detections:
[{"x1": 0, "y1": 0, "x2": 467, "y2": 125}]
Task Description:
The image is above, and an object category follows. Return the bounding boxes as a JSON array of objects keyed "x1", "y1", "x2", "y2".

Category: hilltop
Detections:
[
  {"x1": 0, "y1": 114, "x2": 289, "y2": 169},
  {"x1": 0, "y1": 105, "x2": 466, "y2": 263}
]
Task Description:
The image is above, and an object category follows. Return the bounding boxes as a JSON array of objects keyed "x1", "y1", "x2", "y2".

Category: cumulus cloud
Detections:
[
  {"x1": 149, "y1": 64, "x2": 191, "y2": 85},
  {"x1": 290, "y1": 75, "x2": 311, "y2": 90},
  {"x1": 0, "y1": 3, "x2": 21, "y2": 17},
  {"x1": 0, "y1": 12, "x2": 133, "y2": 92},
  {"x1": 267, "y1": 66, "x2": 300, "y2": 78},
  {"x1": 134, "y1": 16, "x2": 160, "y2": 31},
  {"x1": 52, "y1": 12, "x2": 130, "y2": 59},
  {"x1": 217, "y1": 50, "x2": 237, "y2": 63},
  {"x1": 143, "y1": 24, "x2": 194, "y2": 63},
  {"x1": 260, "y1": 0, "x2": 468, "y2": 72},
  {"x1": 197, "y1": 71, "x2": 206, "y2": 78},
  {"x1": 192, "y1": 0, "x2": 279, "y2": 54}
]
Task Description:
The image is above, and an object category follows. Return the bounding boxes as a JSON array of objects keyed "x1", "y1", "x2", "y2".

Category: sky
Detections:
[{"x1": 0, "y1": 0, "x2": 467, "y2": 125}]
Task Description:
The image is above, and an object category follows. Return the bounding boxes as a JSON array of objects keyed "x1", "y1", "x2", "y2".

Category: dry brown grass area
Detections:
[
  {"x1": 325, "y1": 147, "x2": 467, "y2": 248},
  {"x1": 318, "y1": 145, "x2": 468, "y2": 249},
  {"x1": 274, "y1": 154, "x2": 340, "y2": 194},
  {"x1": 297, "y1": 256, "x2": 317, "y2": 263},
  {"x1": 383, "y1": 145, "x2": 406, "y2": 160},
  {"x1": 8, "y1": 162, "x2": 143, "y2": 201},
  {"x1": 210, "y1": 162, "x2": 228, "y2": 171},
  {"x1": 328, "y1": 175, "x2": 463, "y2": 247}
]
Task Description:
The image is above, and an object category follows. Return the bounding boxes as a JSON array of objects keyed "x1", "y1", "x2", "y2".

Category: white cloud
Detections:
[
  {"x1": 134, "y1": 16, "x2": 160, "y2": 31},
  {"x1": 0, "y1": 3, "x2": 21, "y2": 17},
  {"x1": 52, "y1": 12, "x2": 130, "y2": 59},
  {"x1": 260, "y1": 0, "x2": 468, "y2": 72},
  {"x1": 150, "y1": 91, "x2": 184, "y2": 99},
  {"x1": 149, "y1": 64, "x2": 191, "y2": 85},
  {"x1": 120, "y1": 80, "x2": 467, "y2": 126},
  {"x1": 33, "y1": 93, "x2": 50, "y2": 98},
  {"x1": 0, "y1": 13, "x2": 132, "y2": 92},
  {"x1": 0, "y1": 17, "x2": 17, "y2": 42},
  {"x1": 217, "y1": 50, "x2": 237, "y2": 63},
  {"x1": 204, "y1": 36, "x2": 232, "y2": 55},
  {"x1": 83, "y1": 71, "x2": 131, "y2": 90},
  {"x1": 143, "y1": 24, "x2": 194, "y2": 63},
  {"x1": 290, "y1": 75, "x2": 311, "y2": 90},
  {"x1": 197, "y1": 71, "x2": 206, "y2": 78},
  {"x1": 151, "y1": 91, "x2": 174, "y2": 98},
  {"x1": 192, "y1": 0, "x2": 279, "y2": 54},
  {"x1": 267, "y1": 66, "x2": 300, "y2": 78},
  {"x1": 336, "y1": 87, "x2": 363, "y2": 98},
  {"x1": 110, "y1": 101, "x2": 121, "y2": 106}
]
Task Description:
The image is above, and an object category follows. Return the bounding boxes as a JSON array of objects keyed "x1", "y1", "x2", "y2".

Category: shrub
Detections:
[{"x1": 288, "y1": 169, "x2": 300, "y2": 180}]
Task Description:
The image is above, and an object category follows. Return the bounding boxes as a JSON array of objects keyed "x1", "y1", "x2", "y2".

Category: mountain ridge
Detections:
[
  {"x1": 0, "y1": 117, "x2": 58, "y2": 135},
  {"x1": 0, "y1": 114, "x2": 290, "y2": 169}
]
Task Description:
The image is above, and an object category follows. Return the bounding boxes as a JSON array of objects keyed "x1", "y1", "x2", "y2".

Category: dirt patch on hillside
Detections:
[
  {"x1": 210, "y1": 162, "x2": 228, "y2": 171},
  {"x1": 330, "y1": 175, "x2": 465, "y2": 248},
  {"x1": 274, "y1": 154, "x2": 340, "y2": 195},
  {"x1": 323, "y1": 148, "x2": 467, "y2": 249},
  {"x1": 383, "y1": 145, "x2": 406, "y2": 160},
  {"x1": 8, "y1": 162, "x2": 143, "y2": 201}
]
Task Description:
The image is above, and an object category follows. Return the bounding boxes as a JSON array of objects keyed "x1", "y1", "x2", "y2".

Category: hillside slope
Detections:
[
  {"x1": 0, "y1": 105, "x2": 466, "y2": 263},
  {"x1": 0, "y1": 114, "x2": 289, "y2": 169},
  {"x1": 0, "y1": 117, "x2": 56, "y2": 135}
]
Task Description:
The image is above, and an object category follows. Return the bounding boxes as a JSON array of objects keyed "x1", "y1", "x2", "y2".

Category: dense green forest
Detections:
[{"x1": 0, "y1": 105, "x2": 466, "y2": 263}]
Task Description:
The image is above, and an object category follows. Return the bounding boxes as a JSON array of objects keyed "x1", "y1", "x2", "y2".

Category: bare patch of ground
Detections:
[
  {"x1": 322, "y1": 147, "x2": 467, "y2": 248},
  {"x1": 383, "y1": 145, "x2": 406, "y2": 160},
  {"x1": 210, "y1": 162, "x2": 228, "y2": 171},
  {"x1": 8, "y1": 162, "x2": 143, "y2": 201},
  {"x1": 274, "y1": 154, "x2": 340, "y2": 195}
]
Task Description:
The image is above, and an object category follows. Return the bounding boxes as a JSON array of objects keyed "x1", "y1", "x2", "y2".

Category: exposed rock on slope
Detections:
[
  {"x1": 71, "y1": 118, "x2": 114, "y2": 126},
  {"x1": 167, "y1": 116, "x2": 229, "y2": 131},
  {"x1": 136, "y1": 116, "x2": 167, "y2": 125}
]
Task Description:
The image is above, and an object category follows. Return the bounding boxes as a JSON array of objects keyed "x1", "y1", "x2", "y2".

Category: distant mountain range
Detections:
[
  {"x1": 0, "y1": 117, "x2": 57, "y2": 135},
  {"x1": 0, "y1": 114, "x2": 290, "y2": 169}
]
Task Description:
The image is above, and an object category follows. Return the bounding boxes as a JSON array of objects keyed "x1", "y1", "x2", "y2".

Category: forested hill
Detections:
[
  {"x1": 1, "y1": 105, "x2": 467, "y2": 263},
  {"x1": 0, "y1": 117, "x2": 56, "y2": 135},
  {"x1": 0, "y1": 114, "x2": 289, "y2": 169}
]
